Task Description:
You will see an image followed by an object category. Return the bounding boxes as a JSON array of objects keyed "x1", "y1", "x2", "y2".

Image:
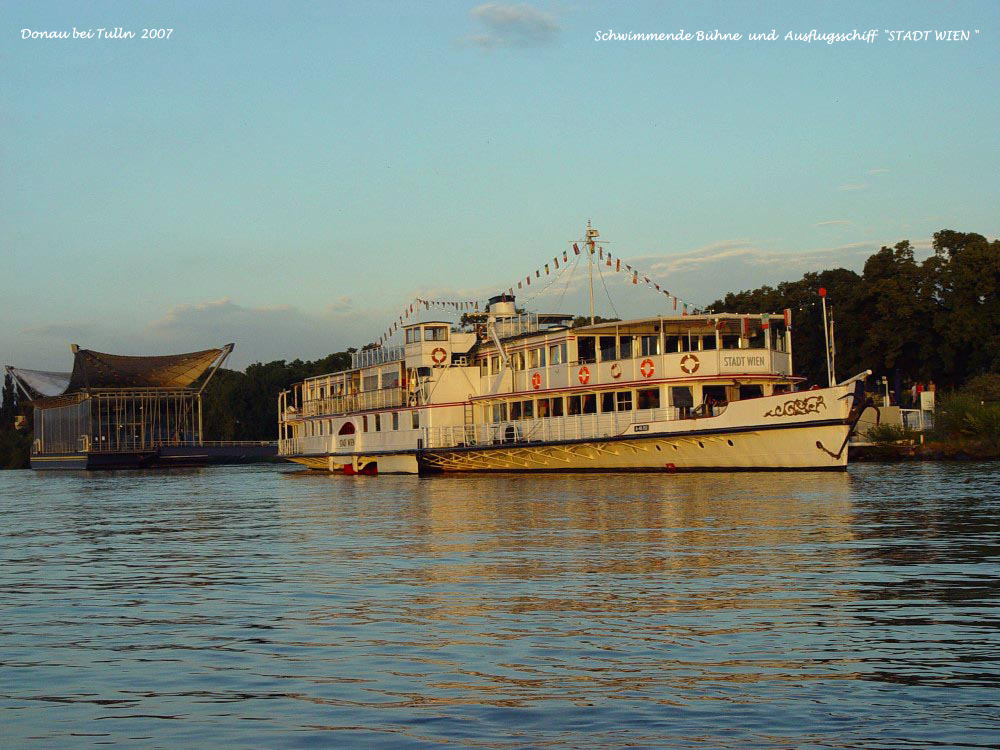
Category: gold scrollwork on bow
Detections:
[{"x1": 763, "y1": 395, "x2": 826, "y2": 418}]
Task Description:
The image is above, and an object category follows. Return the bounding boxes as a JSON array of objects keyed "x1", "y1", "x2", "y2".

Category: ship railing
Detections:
[
  {"x1": 294, "y1": 387, "x2": 405, "y2": 417},
  {"x1": 351, "y1": 346, "x2": 405, "y2": 370},
  {"x1": 490, "y1": 314, "x2": 539, "y2": 341},
  {"x1": 425, "y1": 407, "x2": 682, "y2": 449}
]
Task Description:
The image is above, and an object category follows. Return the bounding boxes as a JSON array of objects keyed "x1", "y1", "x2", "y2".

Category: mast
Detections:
[{"x1": 585, "y1": 220, "x2": 599, "y2": 325}]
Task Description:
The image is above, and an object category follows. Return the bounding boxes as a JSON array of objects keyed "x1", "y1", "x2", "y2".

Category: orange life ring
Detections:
[
  {"x1": 431, "y1": 347, "x2": 447, "y2": 365},
  {"x1": 578, "y1": 366, "x2": 590, "y2": 385},
  {"x1": 610, "y1": 363, "x2": 622, "y2": 379},
  {"x1": 640, "y1": 358, "x2": 655, "y2": 378},
  {"x1": 680, "y1": 354, "x2": 700, "y2": 375},
  {"x1": 531, "y1": 372, "x2": 542, "y2": 390}
]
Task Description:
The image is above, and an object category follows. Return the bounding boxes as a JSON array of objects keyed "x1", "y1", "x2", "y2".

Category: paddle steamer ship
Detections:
[{"x1": 279, "y1": 228, "x2": 869, "y2": 474}]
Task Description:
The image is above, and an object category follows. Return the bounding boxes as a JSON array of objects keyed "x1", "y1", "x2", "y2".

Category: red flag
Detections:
[
  {"x1": 615, "y1": 259, "x2": 621, "y2": 272},
  {"x1": 632, "y1": 271, "x2": 638, "y2": 285},
  {"x1": 563, "y1": 251, "x2": 568, "y2": 262},
  {"x1": 741, "y1": 317, "x2": 749, "y2": 337},
  {"x1": 599, "y1": 247, "x2": 603, "y2": 260},
  {"x1": 606, "y1": 255, "x2": 611, "y2": 267},
  {"x1": 554, "y1": 257, "x2": 559, "y2": 269},
  {"x1": 535, "y1": 270, "x2": 540, "y2": 278},
  {"x1": 526, "y1": 276, "x2": 531, "y2": 286},
  {"x1": 545, "y1": 263, "x2": 550, "y2": 275},
  {"x1": 673, "y1": 297, "x2": 677, "y2": 310},
  {"x1": 573, "y1": 243, "x2": 580, "y2": 255}
]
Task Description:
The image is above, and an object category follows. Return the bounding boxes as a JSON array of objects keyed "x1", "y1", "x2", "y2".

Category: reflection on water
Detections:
[{"x1": 1, "y1": 464, "x2": 998, "y2": 748}]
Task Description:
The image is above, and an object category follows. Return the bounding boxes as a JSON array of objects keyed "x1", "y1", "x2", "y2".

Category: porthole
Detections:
[
  {"x1": 727, "y1": 439, "x2": 734, "y2": 447},
  {"x1": 698, "y1": 441, "x2": 704, "y2": 448},
  {"x1": 655, "y1": 444, "x2": 662, "y2": 451}
]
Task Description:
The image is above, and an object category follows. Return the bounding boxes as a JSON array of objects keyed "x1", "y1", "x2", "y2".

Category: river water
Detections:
[{"x1": 1, "y1": 463, "x2": 998, "y2": 749}]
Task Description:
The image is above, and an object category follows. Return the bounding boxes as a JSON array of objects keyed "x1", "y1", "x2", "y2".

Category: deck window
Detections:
[
  {"x1": 577, "y1": 337, "x2": 596, "y2": 364},
  {"x1": 637, "y1": 388, "x2": 660, "y2": 410},
  {"x1": 549, "y1": 343, "x2": 566, "y2": 365},
  {"x1": 411, "y1": 410, "x2": 419, "y2": 429},
  {"x1": 425, "y1": 326, "x2": 448, "y2": 341},
  {"x1": 616, "y1": 391, "x2": 633, "y2": 411},
  {"x1": 374, "y1": 414, "x2": 381, "y2": 431},
  {"x1": 568, "y1": 395, "x2": 581, "y2": 415},
  {"x1": 600, "y1": 392, "x2": 615, "y2": 413},
  {"x1": 491, "y1": 403, "x2": 508, "y2": 423},
  {"x1": 665, "y1": 335, "x2": 691, "y2": 353},
  {"x1": 363, "y1": 374, "x2": 378, "y2": 391},
  {"x1": 701, "y1": 334, "x2": 717, "y2": 351},
  {"x1": 537, "y1": 399, "x2": 550, "y2": 418},
  {"x1": 721, "y1": 335, "x2": 741, "y2": 350},
  {"x1": 641, "y1": 335, "x2": 660, "y2": 356},
  {"x1": 582, "y1": 394, "x2": 597, "y2": 414},
  {"x1": 599, "y1": 336, "x2": 616, "y2": 361},
  {"x1": 382, "y1": 369, "x2": 399, "y2": 388},
  {"x1": 511, "y1": 351, "x2": 524, "y2": 370},
  {"x1": 392, "y1": 412, "x2": 399, "y2": 430},
  {"x1": 619, "y1": 336, "x2": 632, "y2": 359},
  {"x1": 739, "y1": 385, "x2": 764, "y2": 400},
  {"x1": 362, "y1": 415, "x2": 369, "y2": 432},
  {"x1": 406, "y1": 328, "x2": 421, "y2": 344},
  {"x1": 671, "y1": 386, "x2": 694, "y2": 417},
  {"x1": 703, "y1": 385, "x2": 727, "y2": 405},
  {"x1": 550, "y1": 397, "x2": 564, "y2": 418}
]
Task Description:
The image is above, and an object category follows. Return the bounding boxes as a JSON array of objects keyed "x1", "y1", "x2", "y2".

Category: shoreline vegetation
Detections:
[{"x1": 2, "y1": 229, "x2": 997, "y2": 469}]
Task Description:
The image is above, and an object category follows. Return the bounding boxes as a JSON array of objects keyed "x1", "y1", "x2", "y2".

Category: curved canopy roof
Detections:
[
  {"x1": 67, "y1": 346, "x2": 232, "y2": 390},
  {"x1": 4, "y1": 368, "x2": 72, "y2": 398},
  {"x1": 7, "y1": 344, "x2": 233, "y2": 399}
]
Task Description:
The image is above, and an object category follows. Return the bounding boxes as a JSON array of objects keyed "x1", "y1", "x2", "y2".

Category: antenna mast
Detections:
[{"x1": 585, "y1": 220, "x2": 599, "y2": 325}]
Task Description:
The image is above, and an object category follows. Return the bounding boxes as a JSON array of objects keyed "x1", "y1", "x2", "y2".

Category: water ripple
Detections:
[{"x1": 1, "y1": 463, "x2": 998, "y2": 748}]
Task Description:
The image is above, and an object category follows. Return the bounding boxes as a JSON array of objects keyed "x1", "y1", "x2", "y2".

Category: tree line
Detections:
[
  {"x1": 707, "y1": 230, "x2": 999, "y2": 399},
  {"x1": 1, "y1": 228, "x2": 996, "y2": 467}
]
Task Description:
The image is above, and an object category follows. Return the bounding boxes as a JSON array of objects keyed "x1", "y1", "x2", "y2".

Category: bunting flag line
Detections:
[{"x1": 373, "y1": 235, "x2": 719, "y2": 348}]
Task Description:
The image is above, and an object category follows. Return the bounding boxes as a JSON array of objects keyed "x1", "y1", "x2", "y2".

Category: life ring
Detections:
[
  {"x1": 610, "y1": 363, "x2": 622, "y2": 379},
  {"x1": 640, "y1": 358, "x2": 655, "y2": 378},
  {"x1": 578, "y1": 366, "x2": 590, "y2": 385},
  {"x1": 531, "y1": 372, "x2": 542, "y2": 390},
  {"x1": 680, "y1": 354, "x2": 700, "y2": 375},
  {"x1": 431, "y1": 347, "x2": 447, "y2": 365}
]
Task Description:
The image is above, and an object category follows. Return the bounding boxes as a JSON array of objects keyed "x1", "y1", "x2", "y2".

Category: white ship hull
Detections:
[{"x1": 284, "y1": 382, "x2": 865, "y2": 475}]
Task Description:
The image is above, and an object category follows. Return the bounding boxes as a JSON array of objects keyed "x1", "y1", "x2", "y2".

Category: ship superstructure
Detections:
[{"x1": 279, "y1": 282, "x2": 869, "y2": 474}]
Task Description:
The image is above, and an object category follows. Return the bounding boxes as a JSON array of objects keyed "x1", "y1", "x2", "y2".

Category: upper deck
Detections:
[{"x1": 281, "y1": 309, "x2": 793, "y2": 424}]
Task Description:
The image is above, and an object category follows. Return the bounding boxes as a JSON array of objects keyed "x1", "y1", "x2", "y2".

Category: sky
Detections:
[{"x1": 3, "y1": 0, "x2": 998, "y2": 371}]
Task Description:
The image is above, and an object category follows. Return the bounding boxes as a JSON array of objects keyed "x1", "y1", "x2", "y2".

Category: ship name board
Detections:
[
  {"x1": 339, "y1": 438, "x2": 355, "y2": 448},
  {"x1": 722, "y1": 355, "x2": 767, "y2": 368}
]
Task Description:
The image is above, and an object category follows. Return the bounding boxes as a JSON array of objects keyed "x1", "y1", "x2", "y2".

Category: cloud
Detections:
[
  {"x1": 814, "y1": 220, "x2": 852, "y2": 228},
  {"x1": 464, "y1": 3, "x2": 560, "y2": 48},
  {"x1": 837, "y1": 183, "x2": 867, "y2": 191}
]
